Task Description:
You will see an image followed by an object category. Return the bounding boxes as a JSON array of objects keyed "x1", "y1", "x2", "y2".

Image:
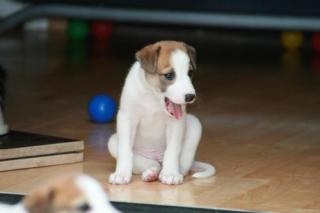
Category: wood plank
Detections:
[
  {"x1": 0, "y1": 152, "x2": 83, "y2": 172},
  {"x1": 0, "y1": 131, "x2": 84, "y2": 160}
]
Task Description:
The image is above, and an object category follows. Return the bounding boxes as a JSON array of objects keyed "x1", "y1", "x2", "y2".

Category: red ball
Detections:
[
  {"x1": 312, "y1": 55, "x2": 320, "y2": 78},
  {"x1": 91, "y1": 21, "x2": 113, "y2": 41},
  {"x1": 312, "y1": 32, "x2": 320, "y2": 53}
]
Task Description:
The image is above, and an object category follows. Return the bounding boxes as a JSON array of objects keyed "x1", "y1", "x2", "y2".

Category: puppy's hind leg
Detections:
[
  {"x1": 179, "y1": 114, "x2": 202, "y2": 176},
  {"x1": 108, "y1": 135, "x2": 161, "y2": 182},
  {"x1": 133, "y1": 155, "x2": 161, "y2": 182}
]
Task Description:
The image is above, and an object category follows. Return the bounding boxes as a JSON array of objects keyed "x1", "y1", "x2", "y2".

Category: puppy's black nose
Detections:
[{"x1": 185, "y1": 94, "x2": 196, "y2": 103}]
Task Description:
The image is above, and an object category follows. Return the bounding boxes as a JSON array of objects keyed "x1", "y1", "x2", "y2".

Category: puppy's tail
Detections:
[{"x1": 191, "y1": 161, "x2": 216, "y2": 178}]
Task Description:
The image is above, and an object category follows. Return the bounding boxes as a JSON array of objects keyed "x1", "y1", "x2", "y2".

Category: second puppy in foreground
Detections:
[
  {"x1": 108, "y1": 41, "x2": 215, "y2": 185},
  {"x1": 0, "y1": 174, "x2": 120, "y2": 213}
]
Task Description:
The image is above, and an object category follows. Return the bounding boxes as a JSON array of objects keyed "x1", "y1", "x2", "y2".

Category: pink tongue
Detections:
[{"x1": 168, "y1": 100, "x2": 182, "y2": 120}]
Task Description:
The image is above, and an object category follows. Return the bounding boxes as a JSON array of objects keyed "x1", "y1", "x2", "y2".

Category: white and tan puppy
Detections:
[
  {"x1": 108, "y1": 41, "x2": 215, "y2": 185},
  {"x1": 0, "y1": 174, "x2": 120, "y2": 213}
]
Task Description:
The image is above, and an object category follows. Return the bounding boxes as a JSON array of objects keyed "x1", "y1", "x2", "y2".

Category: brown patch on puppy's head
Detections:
[
  {"x1": 136, "y1": 41, "x2": 196, "y2": 92},
  {"x1": 23, "y1": 175, "x2": 85, "y2": 213},
  {"x1": 135, "y1": 44, "x2": 161, "y2": 74}
]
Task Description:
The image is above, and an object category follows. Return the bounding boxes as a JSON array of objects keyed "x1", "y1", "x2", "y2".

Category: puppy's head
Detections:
[
  {"x1": 136, "y1": 41, "x2": 197, "y2": 120},
  {"x1": 23, "y1": 174, "x2": 119, "y2": 213}
]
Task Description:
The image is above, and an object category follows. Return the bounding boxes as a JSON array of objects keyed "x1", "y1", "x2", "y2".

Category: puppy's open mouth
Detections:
[{"x1": 165, "y1": 97, "x2": 183, "y2": 120}]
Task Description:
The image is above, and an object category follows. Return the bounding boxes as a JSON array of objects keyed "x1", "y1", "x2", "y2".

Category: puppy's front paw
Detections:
[
  {"x1": 109, "y1": 172, "x2": 132, "y2": 185},
  {"x1": 159, "y1": 172, "x2": 183, "y2": 185}
]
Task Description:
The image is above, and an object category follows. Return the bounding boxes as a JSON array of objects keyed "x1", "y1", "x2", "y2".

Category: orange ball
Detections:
[{"x1": 281, "y1": 32, "x2": 304, "y2": 50}]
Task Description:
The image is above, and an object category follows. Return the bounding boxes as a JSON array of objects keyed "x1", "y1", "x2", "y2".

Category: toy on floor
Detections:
[
  {"x1": 67, "y1": 19, "x2": 89, "y2": 40},
  {"x1": 91, "y1": 21, "x2": 113, "y2": 41},
  {"x1": 281, "y1": 31, "x2": 304, "y2": 50},
  {"x1": 0, "y1": 105, "x2": 8, "y2": 135},
  {"x1": 0, "y1": 65, "x2": 8, "y2": 135},
  {"x1": 88, "y1": 94, "x2": 117, "y2": 123},
  {"x1": 312, "y1": 32, "x2": 320, "y2": 53},
  {"x1": 312, "y1": 55, "x2": 320, "y2": 77},
  {"x1": 0, "y1": 174, "x2": 120, "y2": 213}
]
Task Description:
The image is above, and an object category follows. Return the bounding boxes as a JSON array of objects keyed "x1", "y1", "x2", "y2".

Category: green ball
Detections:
[{"x1": 67, "y1": 20, "x2": 89, "y2": 40}]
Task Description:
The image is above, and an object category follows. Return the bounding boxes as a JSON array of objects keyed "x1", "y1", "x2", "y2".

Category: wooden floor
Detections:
[{"x1": 0, "y1": 29, "x2": 320, "y2": 213}]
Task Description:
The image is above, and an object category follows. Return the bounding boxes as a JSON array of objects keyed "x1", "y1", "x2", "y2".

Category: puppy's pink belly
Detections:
[{"x1": 134, "y1": 146, "x2": 165, "y2": 163}]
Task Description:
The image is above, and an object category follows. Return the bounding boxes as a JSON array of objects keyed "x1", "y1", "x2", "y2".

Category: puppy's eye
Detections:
[
  {"x1": 164, "y1": 71, "x2": 175, "y2": 80},
  {"x1": 188, "y1": 70, "x2": 193, "y2": 78},
  {"x1": 77, "y1": 203, "x2": 91, "y2": 212}
]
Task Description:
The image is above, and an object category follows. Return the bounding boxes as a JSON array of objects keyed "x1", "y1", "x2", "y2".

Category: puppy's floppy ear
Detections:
[
  {"x1": 23, "y1": 186, "x2": 55, "y2": 213},
  {"x1": 185, "y1": 44, "x2": 197, "y2": 70},
  {"x1": 136, "y1": 44, "x2": 161, "y2": 73}
]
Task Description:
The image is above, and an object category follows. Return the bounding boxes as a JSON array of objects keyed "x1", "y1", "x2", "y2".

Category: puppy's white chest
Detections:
[
  {"x1": 135, "y1": 95, "x2": 168, "y2": 143},
  {"x1": 140, "y1": 93, "x2": 163, "y2": 113},
  {"x1": 134, "y1": 110, "x2": 167, "y2": 162},
  {"x1": 138, "y1": 105, "x2": 167, "y2": 137}
]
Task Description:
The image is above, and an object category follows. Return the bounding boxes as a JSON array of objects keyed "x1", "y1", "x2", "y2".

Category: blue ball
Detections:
[{"x1": 88, "y1": 94, "x2": 117, "y2": 123}]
